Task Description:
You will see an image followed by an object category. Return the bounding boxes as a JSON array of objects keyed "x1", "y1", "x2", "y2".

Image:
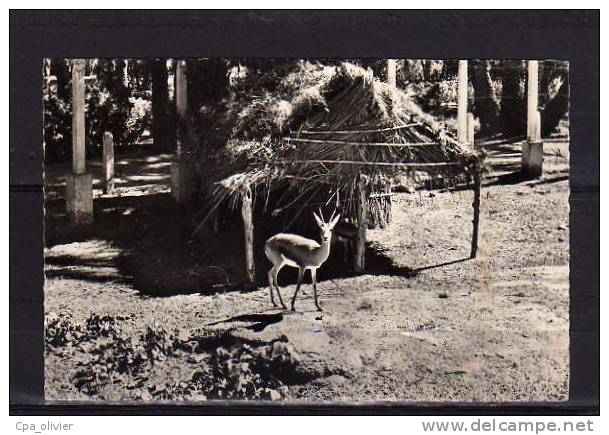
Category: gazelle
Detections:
[{"x1": 264, "y1": 210, "x2": 341, "y2": 312}]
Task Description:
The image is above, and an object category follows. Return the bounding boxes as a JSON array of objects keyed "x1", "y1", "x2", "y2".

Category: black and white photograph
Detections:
[{"x1": 41, "y1": 57, "x2": 572, "y2": 403}]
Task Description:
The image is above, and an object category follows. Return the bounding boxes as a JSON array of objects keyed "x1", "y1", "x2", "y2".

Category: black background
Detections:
[{"x1": 9, "y1": 10, "x2": 599, "y2": 415}]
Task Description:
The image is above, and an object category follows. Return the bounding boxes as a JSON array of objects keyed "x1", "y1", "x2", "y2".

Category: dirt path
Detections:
[{"x1": 44, "y1": 147, "x2": 570, "y2": 402}]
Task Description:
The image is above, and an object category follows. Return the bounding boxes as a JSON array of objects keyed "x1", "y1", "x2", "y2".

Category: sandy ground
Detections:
[{"x1": 44, "y1": 143, "x2": 570, "y2": 403}]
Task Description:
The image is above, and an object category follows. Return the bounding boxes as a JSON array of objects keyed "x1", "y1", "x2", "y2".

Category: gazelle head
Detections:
[{"x1": 313, "y1": 209, "x2": 341, "y2": 242}]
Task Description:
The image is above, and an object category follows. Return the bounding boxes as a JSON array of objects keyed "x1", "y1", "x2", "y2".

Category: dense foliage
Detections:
[
  {"x1": 43, "y1": 59, "x2": 152, "y2": 164},
  {"x1": 46, "y1": 312, "x2": 304, "y2": 401},
  {"x1": 43, "y1": 58, "x2": 568, "y2": 165}
]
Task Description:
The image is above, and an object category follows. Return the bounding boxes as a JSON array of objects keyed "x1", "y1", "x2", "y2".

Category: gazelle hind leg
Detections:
[
  {"x1": 273, "y1": 264, "x2": 287, "y2": 309},
  {"x1": 290, "y1": 268, "x2": 305, "y2": 311},
  {"x1": 311, "y1": 268, "x2": 322, "y2": 311},
  {"x1": 268, "y1": 268, "x2": 277, "y2": 307}
]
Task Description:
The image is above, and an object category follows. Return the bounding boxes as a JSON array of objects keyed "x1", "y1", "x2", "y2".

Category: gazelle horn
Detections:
[
  {"x1": 318, "y1": 207, "x2": 325, "y2": 222},
  {"x1": 329, "y1": 209, "x2": 336, "y2": 223}
]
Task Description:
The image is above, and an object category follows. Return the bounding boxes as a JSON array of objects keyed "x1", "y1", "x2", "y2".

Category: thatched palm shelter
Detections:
[{"x1": 193, "y1": 62, "x2": 484, "y2": 281}]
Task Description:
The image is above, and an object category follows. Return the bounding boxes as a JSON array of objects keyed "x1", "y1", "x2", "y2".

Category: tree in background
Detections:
[
  {"x1": 87, "y1": 59, "x2": 133, "y2": 152},
  {"x1": 539, "y1": 60, "x2": 569, "y2": 137},
  {"x1": 150, "y1": 59, "x2": 172, "y2": 152},
  {"x1": 127, "y1": 60, "x2": 153, "y2": 97},
  {"x1": 498, "y1": 60, "x2": 527, "y2": 137},
  {"x1": 43, "y1": 58, "x2": 152, "y2": 164},
  {"x1": 187, "y1": 58, "x2": 231, "y2": 107},
  {"x1": 43, "y1": 58, "x2": 570, "y2": 165},
  {"x1": 43, "y1": 59, "x2": 73, "y2": 163},
  {"x1": 470, "y1": 60, "x2": 501, "y2": 135},
  {"x1": 394, "y1": 59, "x2": 568, "y2": 139},
  {"x1": 494, "y1": 60, "x2": 569, "y2": 139},
  {"x1": 183, "y1": 58, "x2": 231, "y2": 154}
]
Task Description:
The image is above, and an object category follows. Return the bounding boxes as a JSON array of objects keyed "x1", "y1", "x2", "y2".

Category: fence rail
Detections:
[
  {"x1": 299, "y1": 122, "x2": 421, "y2": 135},
  {"x1": 284, "y1": 137, "x2": 440, "y2": 148},
  {"x1": 279, "y1": 159, "x2": 464, "y2": 168}
]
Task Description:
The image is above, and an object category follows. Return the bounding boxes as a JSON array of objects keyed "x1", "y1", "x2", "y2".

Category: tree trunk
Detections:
[
  {"x1": 471, "y1": 60, "x2": 500, "y2": 135},
  {"x1": 151, "y1": 59, "x2": 170, "y2": 151},
  {"x1": 50, "y1": 59, "x2": 70, "y2": 101},
  {"x1": 499, "y1": 60, "x2": 527, "y2": 137},
  {"x1": 241, "y1": 184, "x2": 256, "y2": 283},
  {"x1": 403, "y1": 60, "x2": 425, "y2": 82},
  {"x1": 186, "y1": 59, "x2": 230, "y2": 111},
  {"x1": 541, "y1": 69, "x2": 569, "y2": 137},
  {"x1": 422, "y1": 60, "x2": 432, "y2": 81}
]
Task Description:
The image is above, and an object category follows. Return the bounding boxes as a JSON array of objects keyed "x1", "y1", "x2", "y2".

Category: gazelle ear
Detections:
[
  {"x1": 313, "y1": 211, "x2": 323, "y2": 228},
  {"x1": 329, "y1": 213, "x2": 341, "y2": 229}
]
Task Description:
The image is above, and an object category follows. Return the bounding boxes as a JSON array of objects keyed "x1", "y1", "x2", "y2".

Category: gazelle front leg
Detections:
[
  {"x1": 311, "y1": 268, "x2": 322, "y2": 311},
  {"x1": 290, "y1": 267, "x2": 305, "y2": 311},
  {"x1": 272, "y1": 266, "x2": 287, "y2": 309}
]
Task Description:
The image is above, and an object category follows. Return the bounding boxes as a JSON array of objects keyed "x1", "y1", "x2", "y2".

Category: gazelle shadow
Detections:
[{"x1": 207, "y1": 312, "x2": 284, "y2": 332}]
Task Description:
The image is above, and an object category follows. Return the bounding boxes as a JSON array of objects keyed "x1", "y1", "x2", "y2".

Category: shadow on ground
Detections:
[
  {"x1": 207, "y1": 312, "x2": 285, "y2": 332},
  {"x1": 45, "y1": 180, "x2": 421, "y2": 298}
]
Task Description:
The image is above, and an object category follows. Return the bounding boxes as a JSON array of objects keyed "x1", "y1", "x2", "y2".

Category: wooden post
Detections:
[
  {"x1": 467, "y1": 112, "x2": 475, "y2": 147},
  {"x1": 354, "y1": 176, "x2": 368, "y2": 273},
  {"x1": 527, "y1": 60, "x2": 539, "y2": 141},
  {"x1": 532, "y1": 110, "x2": 541, "y2": 142},
  {"x1": 175, "y1": 60, "x2": 188, "y2": 157},
  {"x1": 470, "y1": 171, "x2": 481, "y2": 259},
  {"x1": 102, "y1": 131, "x2": 114, "y2": 194},
  {"x1": 171, "y1": 60, "x2": 190, "y2": 203},
  {"x1": 383, "y1": 182, "x2": 392, "y2": 226},
  {"x1": 457, "y1": 60, "x2": 469, "y2": 145},
  {"x1": 241, "y1": 184, "x2": 256, "y2": 283},
  {"x1": 386, "y1": 59, "x2": 397, "y2": 88},
  {"x1": 66, "y1": 59, "x2": 93, "y2": 224},
  {"x1": 522, "y1": 60, "x2": 544, "y2": 177},
  {"x1": 72, "y1": 59, "x2": 86, "y2": 175}
]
